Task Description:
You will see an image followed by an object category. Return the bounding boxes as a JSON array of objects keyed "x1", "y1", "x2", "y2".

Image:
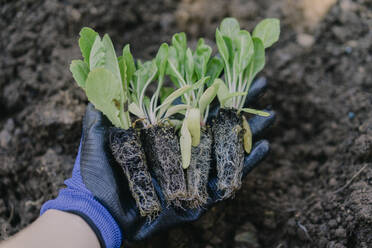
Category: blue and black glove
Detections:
[{"x1": 41, "y1": 78, "x2": 274, "y2": 248}]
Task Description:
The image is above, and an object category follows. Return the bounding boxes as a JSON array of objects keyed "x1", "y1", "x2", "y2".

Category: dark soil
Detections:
[
  {"x1": 109, "y1": 127, "x2": 161, "y2": 218},
  {"x1": 0, "y1": 0, "x2": 371, "y2": 247}
]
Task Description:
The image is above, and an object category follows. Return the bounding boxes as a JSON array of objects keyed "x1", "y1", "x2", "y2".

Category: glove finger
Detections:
[
  {"x1": 82, "y1": 103, "x2": 111, "y2": 138},
  {"x1": 244, "y1": 77, "x2": 267, "y2": 106},
  {"x1": 242, "y1": 139, "x2": 270, "y2": 178},
  {"x1": 248, "y1": 110, "x2": 276, "y2": 138}
]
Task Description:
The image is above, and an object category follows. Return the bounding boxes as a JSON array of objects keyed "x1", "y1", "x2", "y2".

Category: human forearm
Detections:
[{"x1": 0, "y1": 210, "x2": 100, "y2": 248}]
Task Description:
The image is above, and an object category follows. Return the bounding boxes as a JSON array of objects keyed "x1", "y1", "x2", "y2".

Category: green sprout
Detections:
[
  {"x1": 215, "y1": 17, "x2": 280, "y2": 114},
  {"x1": 214, "y1": 17, "x2": 280, "y2": 153},
  {"x1": 167, "y1": 33, "x2": 224, "y2": 168}
]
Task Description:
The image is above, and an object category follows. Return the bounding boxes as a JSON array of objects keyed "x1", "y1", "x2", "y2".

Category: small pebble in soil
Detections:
[
  {"x1": 4, "y1": 119, "x2": 15, "y2": 131},
  {"x1": 345, "y1": 215, "x2": 353, "y2": 222},
  {"x1": 328, "y1": 219, "x2": 337, "y2": 228},
  {"x1": 345, "y1": 46, "x2": 352, "y2": 54},
  {"x1": 297, "y1": 33, "x2": 315, "y2": 48},
  {"x1": 234, "y1": 222, "x2": 260, "y2": 248},
  {"x1": 330, "y1": 243, "x2": 347, "y2": 248},
  {"x1": 0, "y1": 130, "x2": 11, "y2": 148},
  {"x1": 329, "y1": 178, "x2": 338, "y2": 186},
  {"x1": 335, "y1": 227, "x2": 347, "y2": 238},
  {"x1": 348, "y1": 112, "x2": 355, "y2": 119}
]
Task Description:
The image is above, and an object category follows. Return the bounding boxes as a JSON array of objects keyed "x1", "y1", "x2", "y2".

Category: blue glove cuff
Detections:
[{"x1": 40, "y1": 185, "x2": 122, "y2": 248}]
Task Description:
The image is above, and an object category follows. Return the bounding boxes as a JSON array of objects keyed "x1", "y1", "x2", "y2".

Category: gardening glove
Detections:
[{"x1": 40, "y1": 77, "x2": 274, "y2": 247}]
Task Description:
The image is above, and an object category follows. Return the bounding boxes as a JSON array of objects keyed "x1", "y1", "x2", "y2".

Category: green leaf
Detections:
[
  {"x1": 160, "y1": 87, "x2": 174, "y2": 103},
  {"x1": 215, "y1": 79, "x2": 232, "y2": 108},
  {"x1": 166, "y1": 46, "x2": 180, "y2": 84},
  {"x1": 118, "y1": 56, "x2": 127, "y2": 90},
  {"x1": 186, "y1": 108, "x2": 201, "y2": 147},
  {"x1": 89, "y1": 36, "x2": 105, "y2": 71},
  {"x1": 220, "y1": 92, "x2": 247, "y2": 107},
  {"x1": 155, "y1": 43, "x2": 169, "y2": 82},
  {"x1": 206, "y1": 56, "x2": 224, "y2": 86},
  {"x1": 134, "y1": 61, "x2": 157, "y2": 97},
  {"x1": 78, "y1": 27, "x2": 98, "y2": 66},
  {"x1": 244, "y1": 37, "x2": 265, "y2": 84},
  {"x1": 168, "y1": 119, "x2": 183, "y2": 130},
  {"x1": 88, "y1": 34, "x2": 121, "y2": 83},
  {"x1": 252, "y1": 18, "x2": 280, "y2": 48},
  {"x1": 172, "y1": 32, "x2": 187, "y2": 63},
  {"x1": 240, "y1": 108, "x2": 270, "y2": 117},
  {"x1": 199, "y1": 80, "x2": 219, "y2": 115},
  {"x1": 128, "y1": 102, "x2": 145, "y2": 119},
  {"x1": 242, "y1": 116, "x2": 252, "y2": 153},
  {"x1": 157, "y1": 85, "x2": 194, "y2": 119},
  {"x1": 180, "y1": 121, "x2": 192, "y2": 169},
  {"x1": 234, "y1": 30, "x2": 254, "y2": 73},
  {"x1": 143, "y1": 96, "x2": 151, "y2": 110},
  {"x1": 223, "y1": 35, "x2": 234, "y2": 64},
  {"x1": 194, "y1": 38, "x2": 212, "y2": 80},
  {"x1": 70, "y1": 60, "x2": 89, "y2": 89},
  {"x1": 136, "y1": 59, "x2": 143, "y2": 68},
  {"x1": 102, "y1": 34, "x2": 121, "y2": 82},
  {"x1": 123, "y1": 45, "x2": 136, "y2": 83},
  {"x1": 192, "y1": 76, "x2": 210, "y2": 90},
  {"x1": 185, "y1": 48, "x2": 194, "y2": 83},
  {"x1": 166, "y1": 47, "x2": 181, "y2": 87},
  {"x1": 165, "y1": 104, "x2": 190, "y2": 118},
  {"x1": 167, "y1": 55, "x2": 187, "y2": 87},
  {"x1": 85, "y1": 68, "x2": 123, "y2": 128},
  {"x1": 216, "y1": 28, "x2": 229, "y2": 64},
  {"x1": 159, "y1": 85, "x2": 193, "y2": 108},
  {"x1": 220, "y1": 17, "x2": 240, "y2": 39}
]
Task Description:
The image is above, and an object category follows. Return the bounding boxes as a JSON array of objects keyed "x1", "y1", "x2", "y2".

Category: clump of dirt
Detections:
[{"x1": 1, "y1": 0, "x2": 371, "y2": 247}]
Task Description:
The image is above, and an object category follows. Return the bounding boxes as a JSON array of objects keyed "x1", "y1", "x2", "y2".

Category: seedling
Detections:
[
  {"x1": 127, "y1": 43, "x2": 204, "y2": 205},
  {"x1": 213, "y1": 17, "x2": 280, "y2": 198},
  {"x1": 166, "y1": 33, "x2": 223, "y2": 167},
  {"x1": 70, "y1": 28, "x2": 161, "y2": 217},
  {"x1": 166, "y1": 33, "x2": 223, "y2": 206}
]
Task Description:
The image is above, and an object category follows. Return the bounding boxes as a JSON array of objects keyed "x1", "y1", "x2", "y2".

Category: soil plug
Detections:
[
  {"x1": 167, "y1": 34, "x2": 223, "y2": 206},
  {"x1": 70, "y1": 28, "x2": 161, "y2": 217},
  {"x1": 110, "y1": 127, "x2": 160, "y2": 217},
  {"x1": 212, "y1": 18, "x2": 280, "y2": 199},
  {"x1": 140, "y1": 125, "x2": 186, "y2": 205},
  {"x1": 187, "y1": 129, "x2": 213, "y2": 207}
]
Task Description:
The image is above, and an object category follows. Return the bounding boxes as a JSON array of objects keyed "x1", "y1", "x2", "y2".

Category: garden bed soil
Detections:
[{"x1": 0, "y1": 0, "x2": 371, "y2": 247}]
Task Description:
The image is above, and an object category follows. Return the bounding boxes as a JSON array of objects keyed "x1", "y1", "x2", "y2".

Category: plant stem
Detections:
[
  {"x1": 238, "y1": 77, "x2": 253, "y2": 110},
  {"x1": 120, "y1": 109, "x2": 131, "y2": 130},
  {"x1": 203, "y1": 105, "x2": 210, "y2": 124},
  {"x1": 225, "y1": 65, "x2": 232, "y2": 92}
]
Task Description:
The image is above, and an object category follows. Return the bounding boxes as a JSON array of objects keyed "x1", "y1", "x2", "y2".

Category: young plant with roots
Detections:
[
  {"x1": 70, "y1": 28, "x2": 161, "y2": 217},
  {"x1": 213, "y1": 17, "x2": 280, "y2": 199},
  {"x1": 167, "y1": 33, "x2": 224, "y2": 207},
  {"x1": 127, "y1": 43, "x2": 203, "y2": 206}
]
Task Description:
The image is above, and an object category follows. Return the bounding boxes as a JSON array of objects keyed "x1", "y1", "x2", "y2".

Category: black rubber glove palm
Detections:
[{"x1": 80, "y1": 77, "x2": 274, "y2": 243}]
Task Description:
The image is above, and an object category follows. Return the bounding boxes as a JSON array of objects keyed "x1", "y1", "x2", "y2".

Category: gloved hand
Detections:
[{"x1": 41, "y1": 77, "x2": 274, "y2": 248}]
